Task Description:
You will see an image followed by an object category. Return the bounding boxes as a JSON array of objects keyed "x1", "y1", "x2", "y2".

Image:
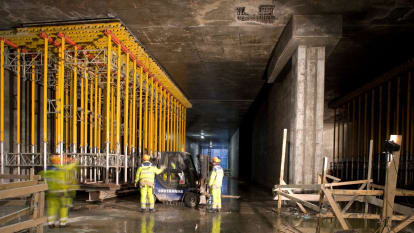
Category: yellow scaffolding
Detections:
[{"x1": 0, "y1": 21, "x2": 191, "y2": 184}]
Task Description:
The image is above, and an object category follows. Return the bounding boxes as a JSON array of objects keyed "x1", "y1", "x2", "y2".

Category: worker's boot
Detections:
[
  {"x1": 208, "y1": 208, "x2": 217, "y2": 213},
  {"x1": 140, "y1": 208, "x2": 146, "y2": 213},
  {"x1": 149, "y1": 208, "x2": 155, "y2": 213}
]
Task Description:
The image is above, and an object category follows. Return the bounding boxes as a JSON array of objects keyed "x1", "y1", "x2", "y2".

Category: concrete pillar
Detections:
[
  {"x1": 290, "y1": 46, "x2": 325, "y2": 184},
  {"x1": 229, "y1": 129, "x2": 239, "y2": 178},
  {"x1": 266, "y1": 15, "x2": 342, "y2": 184}
]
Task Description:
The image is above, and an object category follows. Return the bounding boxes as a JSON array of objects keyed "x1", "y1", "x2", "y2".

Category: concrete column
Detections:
[{"x1": 290, "y1": 46, "x2": 325, "y2": 184}]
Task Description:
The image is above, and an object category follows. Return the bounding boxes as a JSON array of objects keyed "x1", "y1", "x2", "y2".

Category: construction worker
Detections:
[
  {"x1": 41, "y1": 154, "x2": 70, "y2": 228},
  {"x1": 135, "y1": 154, "x2": 166, "y2": 212},
  {"x1": 208, "y1": 156, "x2": 224, "y2": 213}
]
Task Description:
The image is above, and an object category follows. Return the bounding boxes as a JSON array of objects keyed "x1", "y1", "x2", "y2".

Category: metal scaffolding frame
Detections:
[{"x1": 0, "y1": 21, "x2": 191, "y2": 186}]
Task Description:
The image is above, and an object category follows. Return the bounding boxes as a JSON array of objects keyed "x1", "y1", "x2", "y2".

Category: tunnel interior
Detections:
[{"x1": 0, "y1": 0, "x2": 414, "y2": 232}]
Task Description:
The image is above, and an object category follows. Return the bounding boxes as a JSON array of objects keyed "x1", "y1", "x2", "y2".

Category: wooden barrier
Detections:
[
  {"x1": 0, "y1": 168, "x2": 47, "y2": 233},
  {"x1": 273, "y1": 134, "x2": 414, "y2": 233}
]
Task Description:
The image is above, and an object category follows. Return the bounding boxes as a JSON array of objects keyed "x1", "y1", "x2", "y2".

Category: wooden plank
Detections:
[
  {"x1": 326, "y1": 174, "x2": 341, "y2": 182},
  {"x1": 37, "y1": 191, "x2": 45, "y2": 233},
  {"x1": 0, "y1": 216, "x2": 46, "y2": 233},
  {"x1": 319, "y1": 212, "x2": 406, "y2": 221},
  {"x1": 381, "y1": 135, "x2": 402, "y2": 233},
  {"x1": 331, "y1": 189, "x2": 383, "y2": 196},
  {"x1": 0, "y1": 207, "x2": 30, "y2": 225},
  {"x1": 341, "y1": 183, "x2": 367, "y2": 213},
  {"x1": 0, "y1": 174, "x2": 41, "y2": 180},
  {"x1": 0, "y1": 180, "x2": 38, "y2": 190},
  {"x1": 0, "y1": 184, "x2": 47, "y2": 199},
  {"x1": 281, "y1": 180, "x2": 307, "y2": 214},
  {"x1": 277, "y1": 129, "x2": 287, "y2": 214},
  {"x1": 276, "y1": 184, "x2": 321, "y2": 190},
  {"x1": 392, "y1": 215, "x2": 414, "y2": 233},
  {"x1": 274, "y1": 193, "x2": 364, "y2": 202},
  {"x1": 278, "y1": 191, "x2": 322, "y2": 213},
  {"x1": 30, "y1": 192, "x2": 40, "y2": 233},
  {"x1": 322, "y1": 187, "x2": 349, "y2": 230},
  {"x1": 370, "y1": 184, "x2": 414, "y2": 196},
  {"x1": 324, "y1": 179, "x2": 371, "y2": 187},
  {"x1": 317, "y1": 157, "x2": 328, "y2": 233},
  {"x1": 0, "y1": 199, "x2": 27, "y2": 206},
  {"x1": 365, "y1": 139, "x2": 374, "y2": 214},
  {"x1": 366, "y1": 196, "x2": 414, "y2": 216}
]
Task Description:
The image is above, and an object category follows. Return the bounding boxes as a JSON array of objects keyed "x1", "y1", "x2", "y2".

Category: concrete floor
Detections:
[{"x1": 45, "y1": 178, "x2": 414, "y2": 233}]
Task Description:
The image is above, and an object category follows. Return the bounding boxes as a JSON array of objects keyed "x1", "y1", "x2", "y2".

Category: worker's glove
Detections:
[
  {"x1": 160, "y1": 165, "x2": 167, "y2": 170},
  {"x1": 134, "y1": 183, "x2": 137, "y2": 188}
]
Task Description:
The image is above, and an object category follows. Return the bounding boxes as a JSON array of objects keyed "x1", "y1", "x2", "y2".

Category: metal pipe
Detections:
[
  {"x1": 183, "y1": 106, "x2": 186, "y2": 150},
  {"x1": 144, "y1": 72, "x2": 148, "y2": 153},
  {"x1": 105, "y1": 32, "x2": 112, "y2": 183},
  {"x1": 72, "y1": 47, "x2": 78, "y2": 153},
  {"x1": 162, "y1": 89, "x2": 166, "y2": 152},
  {"x1": 149, "y1": 77, "x2": 153, "y2": 155},
  {"x1": 31, "y1": 57, "x2": 35, "y2": 155},
  {"x1": 16, "y1": 48, "x2": 21, "y2": 174},
  {"x1": 138, "y1": 66, "x2": 143, "y2": 156},
  {"x1": 154, "y1": 82, "x2": 158, "y2": 155},
  {"x1": 60, "y1": 37, "x2": 65, "y2": 159},
  {"x1": 124, "y1": 53, "x2": 129, "y2": 183},
  {"x1": 116, "y1": 44, "x2": 121, "y2": 185},
  {"x1": 158, "y1": 86, "x2": 162, "y2": 153},
  {"x1": 42, "y1": 38, "x2": 48, "y2": 172}
]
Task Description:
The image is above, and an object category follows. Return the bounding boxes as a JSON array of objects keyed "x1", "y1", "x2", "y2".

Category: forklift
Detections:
[{"x1": 152, "y1": 152, "x2": 210, "y2": 208}]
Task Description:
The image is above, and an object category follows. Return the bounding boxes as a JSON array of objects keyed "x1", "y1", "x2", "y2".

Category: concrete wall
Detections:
[
  {"x1": 229, "y1": 129, "x2": 239, "y2": 177},
  {"x1": 239, "y1": 48, "x2": 333, "y2": 188}
]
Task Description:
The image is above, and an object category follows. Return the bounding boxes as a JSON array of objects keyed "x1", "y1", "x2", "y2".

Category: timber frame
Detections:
[
  {"x1": 0, "y1": 168, "x2": 47, "y2": 233},
  {"x1": 274, "y1": 131, "x2": 414, "y2": 233}
]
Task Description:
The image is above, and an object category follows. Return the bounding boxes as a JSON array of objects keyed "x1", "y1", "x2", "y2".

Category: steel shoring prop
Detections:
[
  {"x1": 138, "y1": 66, "x2": 143, "y2": 159},
  {"x1": 154, "y1": 81, "x2": 158, "y2": 156},
  {"x1": 124, "y1": 53, "x2": 129, "y2": 183}
]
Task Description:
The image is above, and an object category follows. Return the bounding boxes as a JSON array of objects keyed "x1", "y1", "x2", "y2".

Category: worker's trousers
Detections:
[
  {"x1": 47, "y1": 193, "x2": 69, "y2": 226},
  {"x1": 210, "y1": 187, "x2": 221, "y2": 209},
  {"x1": 140, "y1": 185, "x2": 155, "y2": 209}
]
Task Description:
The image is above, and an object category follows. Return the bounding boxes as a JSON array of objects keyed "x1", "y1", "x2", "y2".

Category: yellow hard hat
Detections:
[
  {"x1": 142, "y1": 154, "x2": 151, "y2": 161},
  {"x1": 212, "y1": 156, "x2": 221, "y2": 163}
]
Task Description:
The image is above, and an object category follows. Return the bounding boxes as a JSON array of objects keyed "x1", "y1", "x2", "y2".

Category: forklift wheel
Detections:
[{"x1": 184, "y1": 192, "x2": 199, "y2": 208}]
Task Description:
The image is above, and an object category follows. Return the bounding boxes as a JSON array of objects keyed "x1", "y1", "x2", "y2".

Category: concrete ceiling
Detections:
[{"x1": 0, "y1": 0, "x2": 413, "y2": 146}]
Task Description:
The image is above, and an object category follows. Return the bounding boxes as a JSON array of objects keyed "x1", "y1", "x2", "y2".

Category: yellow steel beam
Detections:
[
  {"x1": 149, "y1": 77, "x2": 154, "y2": 155},
  {"x1": 132, "y1": 60, "x2": 137, "y2": 151},
  {"x1": 80, "y1": 74, "x2": 84, "y2": 148},
  {"x1": 98, "y1": 86, "x2": 102, "y2": 150},
  {"x1": 138, "y1": 66, "x2": 143, "y2": 155},
  {"x1": 94, "y1": 68, "x2": 98, "y2": 150},
  {"x1": 89, "y1": 68, "x2": 94, "y2": 150},
  {"x1": 72, "y1": 47, "x2": 77, "y2": 150},
  {"x1": 158, "y1": 86, "x2": 162, "y2": 153},
  {"x1": 31, "y1": 57, "x2": 35, "y2": 148},
  {"x1": 144, "y1": 72, "x2": 148, "y2": 152},
  {"x1": 42, "y1": 39, "x2": 47, "y2": 145},
  {"x1": 116, "y1": 44, "x2": 121, "y2": 152},
  {"x1": 16, "y1": 49, "x2": 21, "y2": 145},
  {"x1": 162, "y1": 89, "x2": 166, "y2": 152},
  {"x1": 154, "y1": 82, "x2": 158, "y2": 154},
  {"x1": 1, "y1": 40, "x2": 4, "y2": 143},
  {"x1": 124, "y1": 53, "x2": 129, "y2": 150},
  {"x1": 85, "y1": 68, "x2": 89, "y2": 150},
  {"x1": 105, "y1": 34, "x2": 111, "y2": 145}
]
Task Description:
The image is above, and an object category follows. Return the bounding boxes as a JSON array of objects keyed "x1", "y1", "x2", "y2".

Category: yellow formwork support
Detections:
[
  {"x1": 85, "y1": 68, "x2": 89, "y2": 151},
  {"x1": 154, "y1": 82, "x2": 158, "y2": 154},
  {"x1": 184, "y1": 106, "x2": 186, "y2": 150},
  {"x1": 158, "y1": 86, "x2": 162, "y2": 153},
  {"x1": 80, "y1": 74, "x2": 84, "y2": 149},
  {"x1": 59, "y1": 37, "x2": 65, "y2": 155},
  {"x1": 162, "y1": 89, "x2": 166, "y2": 152},
  {"x1": 132, "y1": 60, "x2": 137, "y2": 151},
  {"x1": 124, "y1": 53, "x2": 129, "y2": 151},
  {"x1": 89, "y1": 69, "x2": 94, "y2": 151},
  {"x1": 144, "y1": 70, "x2": 148, "y2": 153},
  {"x1": 31, "y1": 57, "x2": 35, "y2": 148},
  {"x1": 116, "y1": 44, "x2": 121, "y2": 153},
  {"x1": 138, "y1": 66, "x2": 143, "y2": 155},
  {"x1": 111, "y1": 88, "x2": 115, "y2": 152},
  {"x1": 105, "y1": 34, "x2": 111, "y2": 145},
  {"x1": 16, "y1": 49, "x2": 20, "y2": 145},
  {"x1": 94, "y1": 68, "x2": 98, "y2": 150},
  {"x1": 168, "y1": 94, "x2": 171, "y2": 151},
  {"x1": 72, "y1": 47, "x2": 77, "y2": 151},
  {"x1": 98, "y1": 87, "x2": 102, "y2": 150},
  {"x1": 65, "y1": 83, "x2": 69, "y2": 151},
  {"x1": 0, "y1": 40, "x2": 4, "y2": 144},
  {"x1": 149, "y1": 77, "x2": 154, "y2": 155},
  {"x1": 175, "y1": 98, "x2": 178, "y2": 151}
]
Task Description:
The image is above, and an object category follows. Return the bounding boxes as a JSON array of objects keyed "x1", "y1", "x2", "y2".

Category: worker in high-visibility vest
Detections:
[
  {"x1": 41, "y1": 154, "x2": 70, "y2": 228},
  {"x1": 208, "y1": 156, "x2": 224, "y2": 213},
  {"x1": 135, "y1": 154, "x2": 166, "y2": 212}
]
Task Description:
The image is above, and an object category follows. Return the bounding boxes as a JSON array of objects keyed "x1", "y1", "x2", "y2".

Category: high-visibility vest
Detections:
[
  {"x1": 135, "y1": 162, "x2": 164, "y2": 185},
  {"x1": 208, "y1": 165, "x2": 224, "y2": 188}
]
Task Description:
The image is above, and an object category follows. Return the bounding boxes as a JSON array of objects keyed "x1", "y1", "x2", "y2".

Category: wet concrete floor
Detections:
[{"x1": 45, "y1": 178, "x2": 414, "y2": 233}]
